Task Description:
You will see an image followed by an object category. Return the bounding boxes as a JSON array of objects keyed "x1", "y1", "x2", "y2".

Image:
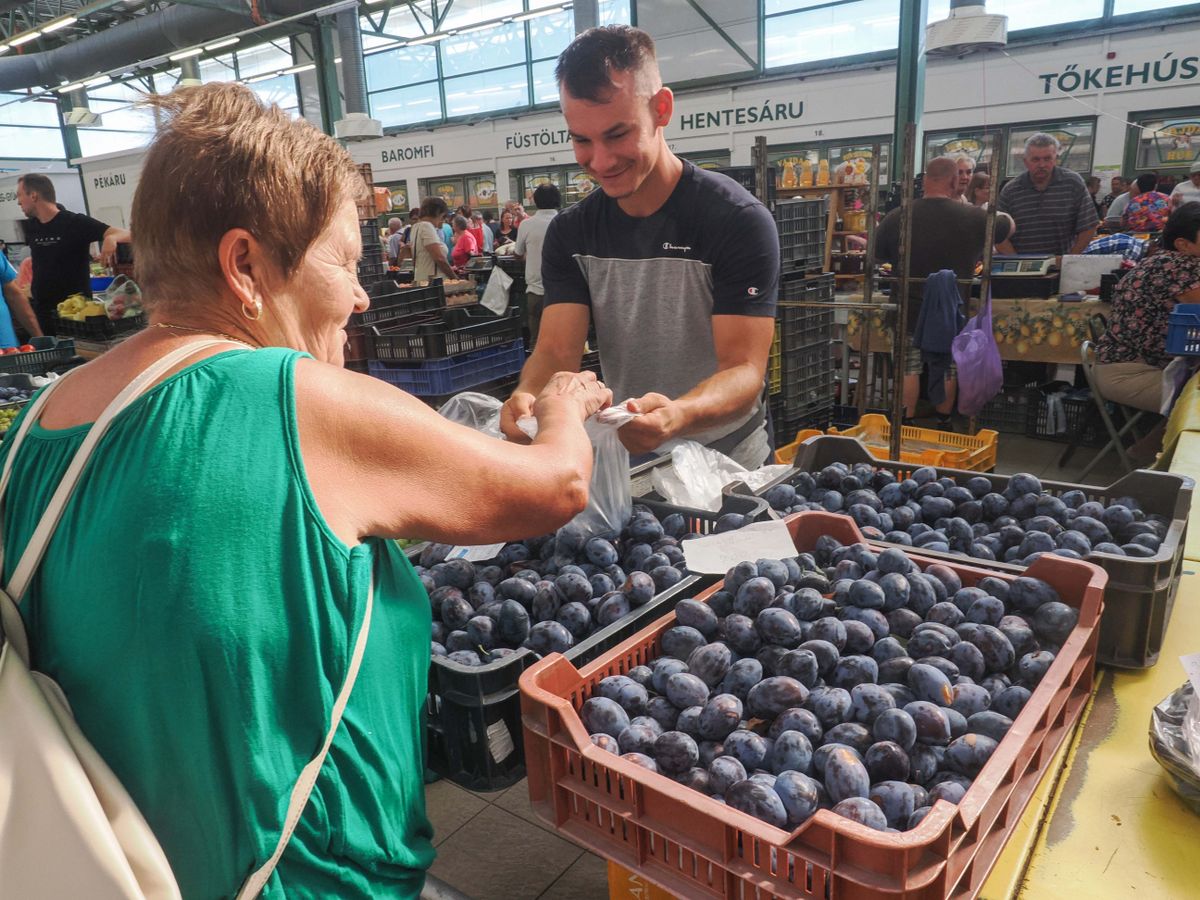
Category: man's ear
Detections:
[{"x1": 650, "y1": 87, "x2": 674, "y2": 128}]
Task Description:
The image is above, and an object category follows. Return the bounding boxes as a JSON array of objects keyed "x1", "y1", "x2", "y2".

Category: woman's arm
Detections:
[{"x1": 295, "y1": 362, "x2": 610, "y2": 546}]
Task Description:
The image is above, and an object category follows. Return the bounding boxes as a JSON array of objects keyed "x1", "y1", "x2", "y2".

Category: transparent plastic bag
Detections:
[
  {"x1": 1149, "y1": 680, "x2": 1200, "y2": 815},
  {"x1": 562, "y1": 403, "x2": 640, "y2": 539},
  {"x1": 650, "y1": 441, "x2": 791, "y2": 512},
  {"x1": 437, "y1": 391, "x2": 504, "y2": 440}
]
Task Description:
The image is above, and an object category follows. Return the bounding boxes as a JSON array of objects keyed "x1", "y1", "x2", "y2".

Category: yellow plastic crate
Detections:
[
  {"x1": 774, "y1": 428, "x2": 826, "y2": 465},
  {"x1": 828, "y1": 414, "x2": 998, "y2": 472},
  {"x1": 768, "y1": 324, "x2": 781, "y2": 395}
]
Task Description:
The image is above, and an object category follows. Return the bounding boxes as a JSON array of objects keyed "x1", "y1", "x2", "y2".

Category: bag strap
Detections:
[
  {"x1": 236, "y1": 574, "x2": 374, "y2": 899},
  {"x1": 0, "y1": 340, "x2": 241, "y2": 663}
]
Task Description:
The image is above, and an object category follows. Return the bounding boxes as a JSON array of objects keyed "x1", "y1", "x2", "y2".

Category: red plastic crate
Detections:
[{"x1": 520, "y1": 511, "x2": 1105, "y2": 900}]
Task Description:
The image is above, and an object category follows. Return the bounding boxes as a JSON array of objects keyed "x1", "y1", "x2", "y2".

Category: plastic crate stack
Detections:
[
  {"x1": 773, "y1": 196, "x2": 826, "y2": 273},
  {"x1": 770, "y1": 272, "x2": 835, "y2": 446}
]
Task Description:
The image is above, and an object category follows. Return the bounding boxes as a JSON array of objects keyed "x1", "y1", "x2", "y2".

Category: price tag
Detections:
[
  {"x1": 681, "y1": 519, "x2": 798, "y2": 575},
  {"x1": 445, "y1": 542, "x2": 507, "y2": 563}
]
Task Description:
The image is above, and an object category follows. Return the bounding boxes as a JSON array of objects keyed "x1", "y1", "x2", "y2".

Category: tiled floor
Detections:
[{"x1": 419, "y1": 431, "x2": 1141, "y2": 899}]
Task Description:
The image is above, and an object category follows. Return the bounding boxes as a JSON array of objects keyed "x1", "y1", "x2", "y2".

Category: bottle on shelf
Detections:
[
  {"x1": 816, "y1": 159, "x2": 830, "y2": 187},
  {"x1": 799, "y1": 158, "x2": 813, "y2": 187},
  {"x1": 781, "y1": 161, "x2": 797, "y2": 189}
]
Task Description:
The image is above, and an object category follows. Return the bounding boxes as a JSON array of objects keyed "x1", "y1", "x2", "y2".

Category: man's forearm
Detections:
[
  {"x1": 3, "y1": 284, "x2": 41, "y2": 337},
  {"x1": 1069, "y1": 228, "x2": 1097, "y2": 256},
  {"x1": 517, "y1": 341, "x2": 581, "y2": 398},
  {"x1": 671, "y1": 363, "x2": 764, "y2": 437}
]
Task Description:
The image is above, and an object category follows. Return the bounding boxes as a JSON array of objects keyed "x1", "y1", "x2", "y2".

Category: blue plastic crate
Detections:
[
  {"x1": 369, "y1": 340, "x2": 525, "y2": 396},
  {"x1": 1166, "y1": 305, "x2": 1200, "y2": 356}
]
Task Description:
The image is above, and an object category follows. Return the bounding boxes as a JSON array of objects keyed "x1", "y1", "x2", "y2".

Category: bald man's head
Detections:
[{"x1": 923, "y1": 157, "x2": 960, "y2": 197}]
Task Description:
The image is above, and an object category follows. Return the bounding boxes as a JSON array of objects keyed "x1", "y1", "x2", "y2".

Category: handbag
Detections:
[{"x1": 0, "y1": 339, "x2": 375, "y2": 899}]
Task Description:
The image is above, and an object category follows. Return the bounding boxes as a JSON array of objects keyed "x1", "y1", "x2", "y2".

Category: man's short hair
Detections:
[
  {"x1": 533, "y1": 184, "x2": 562, "y2": 210},
  {"x1": 387, "y1": 217, "x2": 402, "y2": 230},
  {"x1": 1135, "y1": 173, "x2": 1158, "y2": 193},
  {"x1": 452, "y1": 215, "x2": 469, "y2": 231},
  {"x1": 1024, "y1": 132, "x2": 1060, "y2": 154},
  {"x1": 1164, "y1": 203, "x2": 1200, "y2": 251},
  {"x1": 18, "y1": 173, "x2": 55, "y2": 203},
  {"x1": 471, "y1": 211, "x2": 484, "y2": 220},
  {"x1": 925, "y1": 156, "x2": 959, "y2": 184},
  {"x1": 419, "y1": 196, "x2": 448, "y2": 219},
  {"x1": 555, "y1": 25, "x2": 661, "y2": 101},
  {"x1": 1086, "y1": 176, "x2": 1100, "y2": 189},
  {"x1": 482, "y1": 210, "x2": 495, "y2": 222}
]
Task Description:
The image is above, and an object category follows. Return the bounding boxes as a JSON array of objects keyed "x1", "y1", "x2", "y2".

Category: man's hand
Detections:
[
  {"x1": 500, "y1": 391, "x2": 537, "y2": 443},
  {"x1": 618, "y1": 392, "x2": 685, "y2": 455},
  {"x1": 535, "y1": 370, "x2": 611, "y2": 421}
]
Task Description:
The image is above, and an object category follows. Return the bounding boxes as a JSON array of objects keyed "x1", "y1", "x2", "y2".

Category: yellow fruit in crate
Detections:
[
  {"x1": 1047, "y1": 332, "x2": 1062, "y2": 347},
  {"x1": 1020, "y1": 324, "x2": 1031, "y2": 337},
  {"x1": 1032, "y1": 334, "x2": 1044, "y2": 345},
  {"x1": 1051, "y1": 316, "x2": 1064, "y2": 328},
  {"x1": 1016, "y1": 340, "x2": 1030, "y2": 354}
]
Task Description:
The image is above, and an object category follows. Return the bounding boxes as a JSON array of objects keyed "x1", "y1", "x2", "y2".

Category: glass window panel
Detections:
[
  {"x1": 682, "y1": 151, "x2": 732, "y2": 169},
  {"x1": 76, "y1": 129, "x2": 150, "y2": 157},
  {"x1": 236, "y1": 42, "x2": 294, "y2": 79},
  {"x1": 925, "y1": 130, "x2": 1002, "y2": 174},
  {"x1": 1114, "y1": 0, "x2": 1198, "y2": 10},
  {"x1": 598, "y1": 0, "x2": 632, "y2": 25},
  {"x1": 927, "y1": 0, "x2": 1104, "y2": 30},
  {"x1": 443, "y1": 65, "x2": 528, "y2": 117},
  {"x1": 0, "y1": 125, "x2": 64, "y2": 158},
  {"x1": 531, "y1": 58, "x2": 559, "y2": 104},
  {"x1": 247, "y1": 74, "x2": 299, "y2": 112},
  {"x1": 441, "y1": 0, "x2": 522, "y2": 31},
  {"x1": 370, "y1": 80, "x2": 443, "y2": 126},
  {"x1": 366, "y1": 44, "x2": 438, "y2": 92},
  {"x1": 1007, "y1": 121, "x2": 1095, "y2": 177},
  {"x1": 198, "y1": 54, "x2": 238, "y2": 84},
  {"x1": 0, "y1": 94, "x2": 61, "y2": 128},
  {"x1": 81, "y1": 100, "x2": 155, "y2": 132},
  {"x1": 529, "y1": 10, "x2": 574, "y2": 60},
  {"x1": 440, "y1": 21, "x2": 525, "y2": 77},
  {"x1": 765, "y1": 0, "x2": 833, "y2": 12},
  {"x1": 360, "y1": 8, "x2": 422, "y2": 51},
  {"x1": 1133, "y1": 114, "x2": 1200, "y2": 172},
  {"x1": 420, "y1": 176, "x2": 466, "y2": 208},
  {"x1": 765, "y1": 0, "x2": 900, "y2": 69},
  {"x1": 466, "y1": 173, "x2": 500, "y2": 208}
]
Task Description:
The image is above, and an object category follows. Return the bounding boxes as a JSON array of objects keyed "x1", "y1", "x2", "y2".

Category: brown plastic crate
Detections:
[
  {"x1": 758, "y1": 435, "x2": 1191, "y2": 668},
  {"x1": 520, "y1": 511, "x2": 1103, "y2": 900}
]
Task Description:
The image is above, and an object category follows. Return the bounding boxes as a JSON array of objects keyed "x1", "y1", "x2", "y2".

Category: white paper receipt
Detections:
[
  {"x1": 445, "y1": 543, "x2": 507, "y2": 563},
  {"x1": 1181, "y1": 652, "x2": 1200, "y2": 695},
  {"x1": 681, "y1": 519, "x2": 798, "y2": 575}
]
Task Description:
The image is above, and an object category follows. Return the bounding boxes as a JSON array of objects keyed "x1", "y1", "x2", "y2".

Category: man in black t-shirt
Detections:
[
  {"x1": 17, "y1": 173, "x2": 130, "y2": 333},
  {"x1": 500, "y1": 26, "x2": 779, "y2": 466}
]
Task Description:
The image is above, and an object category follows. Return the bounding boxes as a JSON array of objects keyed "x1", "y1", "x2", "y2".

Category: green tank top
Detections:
[{"x1": 0, "y1": 348, "x2": 434, "y2": 898}]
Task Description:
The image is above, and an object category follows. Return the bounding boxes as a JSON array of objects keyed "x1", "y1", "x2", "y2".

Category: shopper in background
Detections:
[
  {"x1": 875, "y1": 156, "x2": 1013, "y2": 428},
  {"x1": 966, "y1": 171, "x2": 991, "y2": 207},
  {"x1": 504, "y1": 199, "x2": 528, "y2": 227},
  {"x1": 15, "y1": 173, "x2": 131, "y2": 333},
  {"x1": 0, "y1": 249, "x2": 42, "y2": 341},
  {"x1": 501, "y1": 25, "x2": 780, "y2": 467},
  {"x1": 1121, "y1": 173, "x2": 1172, "y2": 232},
  {"x1": 514, "y1": 183, "x2": 561, "y2": 345},
  {"x1": 410, "y1": 196, "x2": 457, "y2": 282},
  {"x1": 403, "y1": 207, "x2": 419, "y2": 243},
  {"x1": 469, "y1": 210, "x2": 494, "y2": 253},
  {"x1": 385, "y1": 216, "x2": 405, "y2": 267},
  {"x1": 1102, "y1": 175, "x2": 1127, "y2": 212},
  {"x1": 494, "y1": 209, "x2": 519, "y2": 247},
  {"x1": 1170, "y1": 160, "x2": 1200, "y2": 211},
  {"x1": 449, "y1": 214, "x2": 479, "y2": 271},
  {"x1": 0, "y1": 82, "x2": 608, "y2": 899},
  {"x1": 1095, "y1": 204, "x2": 1200, "y2": 414},
  {"x1": 483, "y1": 209, "x2": 499, "y2": 240},
  {"x1": 996, "y1": 133, "x2": 1098, "y2": 257},
  {"x1": 953, "y1": 154, "x2": 975, "y2": 203},
  {"x1": 1086, "y1": 175, "x2": 1105, "y2": 219}
]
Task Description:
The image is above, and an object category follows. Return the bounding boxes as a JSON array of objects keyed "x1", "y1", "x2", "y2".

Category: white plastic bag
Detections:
[
  {"x1": 480, "y1": 267, "x2": 512, "y2": 315},
  {"x1": 560, "y1": 403, "x2": 640, "y2": 539},
  {"x1": 650, "y1": 441, "x2": 791, "y2": 512},
  {"x1": 437, "y1": 391, "x2": 504, "y2": 439}
]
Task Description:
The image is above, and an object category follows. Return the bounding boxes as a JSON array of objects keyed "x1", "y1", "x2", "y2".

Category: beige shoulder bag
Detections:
[{"x1": 0, "y1": 340, "x2": 375, "y2": 899}]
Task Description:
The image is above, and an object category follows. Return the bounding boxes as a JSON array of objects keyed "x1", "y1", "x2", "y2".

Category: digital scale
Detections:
[{"x1": 990, "y1": 254, "x2": 1059, "y2": 298}]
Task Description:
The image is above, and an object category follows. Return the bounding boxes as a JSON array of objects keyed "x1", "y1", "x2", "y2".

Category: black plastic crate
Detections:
[
  {"x1": 713, "y1": 166, "x2": 777, "y2": 203},
  {"x1": 421, "y1": 494, "x2": 772, "y2": 790},
  {"x1": 352, "y1": 279, "x2": 445, "y2": 327},
  {"x1": 772, "y1": 400, "x2": 833, "y2": 446},
  {"x1": 580, "y1": 349, "x2": 602, "y2": 377},
  {"x1": 778, "y1": 272, "x2": 834, "y2": 349},
  {"x1": 1028, "y1": 390, "x2": 1108, "y2": 447},
  {"x1": 55, "y1": 313, "x2": 144, "y2": 341},
  {"x1": 369, "y1": 306, "x2": 521, "y2": 361},
  {"x1": 357, "y1": 261, "x2": 388, "y2": 282},
  {"x1": 494, "y1": 256, "x2": 526, "y2": 279},
  {"x1": 773, "y1": 198, "x2": 826, "y2": 270},
  {"x1": 832, "y1": 404, "x2": 888, "y2": 430},
  {"x1": 778, "y1": 344, "x2": 835, "y2": 414},
  {"x1": 977, "y1": 385, "x2": 1037, "y2": 435},
  {"x1": 422, "y1": 372, "x2": 521, "y2": 409},
  {"x1": 0, "y1": 336, "x2": 74, "y2": 376}
]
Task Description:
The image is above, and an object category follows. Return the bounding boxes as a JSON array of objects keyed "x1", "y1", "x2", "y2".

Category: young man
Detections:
[
  {"x1": 16, "y1": 173, "x2": 129, "y2": 333},
  {"x1": 513, "y1": 183, "x2": 561, "y2": 346},
  {"x1": 500, "y1": 26, "x2": 780, "y2": 467}
]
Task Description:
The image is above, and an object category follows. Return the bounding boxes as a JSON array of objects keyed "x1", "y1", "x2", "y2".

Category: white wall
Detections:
[
  {"x1": 75, "y1": 148, "x2": 146, "y2": 230},
  {"x1": 0, "y1": 167, "x2": 87, "y2": 244}
]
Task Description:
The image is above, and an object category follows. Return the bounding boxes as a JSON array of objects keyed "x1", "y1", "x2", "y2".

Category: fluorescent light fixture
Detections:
[
  {"x1": 334, "y1": 56, "x2": 343, "y2": 64},
  {"x1": 169, "y1": 47, "x2": 203, "y2": 61},
  {"x1": 282, "y1": 63, "x2": 315, "y2": 74},
  {"x1": 41, "y1": 17, "x2": 78, "y2": 34},
  {"x1": 0, "y1": 44, "x2": 9, "y2": 56},
  {"x1": 245, "y1": 72, "x2": 279, "y2": 83},
  {"x1": 454, "y1": 22, "x2": 495, "y2": 35},
  {"x1": 57, "y1": 82, "x2": 84, "y2": 93},
  {"x1": 204, "y1": 37, "x2": 240, "y2": 51},
  {"x1": 9, "y1": 31, "x2": 42, "y2": 47},
  {"x1": 84, "y1": 75, "x2": 111, "y2": 87},
  {"x1": 406, "y1": 33, "x2": 446, "y2": 45},
  {"x1": 513, "y1": 7, "x2": 557, "y2": 22}
]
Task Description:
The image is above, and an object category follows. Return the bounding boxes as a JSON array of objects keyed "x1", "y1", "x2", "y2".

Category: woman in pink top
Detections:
[{"x1": 449, "y1": 215, "x2": 478, "y2": 271}]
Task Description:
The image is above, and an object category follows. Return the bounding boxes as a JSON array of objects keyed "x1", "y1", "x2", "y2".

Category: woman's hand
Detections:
[{"x1": 534, "y1": 370, "x2": 611, "y2": 422}]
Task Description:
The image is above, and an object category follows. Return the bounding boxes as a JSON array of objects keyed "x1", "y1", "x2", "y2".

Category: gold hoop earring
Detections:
[{"x1": 241, "y1": 300, "x2": 263, "y2": 321}]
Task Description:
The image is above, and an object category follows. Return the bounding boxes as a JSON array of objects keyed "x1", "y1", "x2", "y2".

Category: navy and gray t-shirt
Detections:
[{"x1": 542, "y1": 161, "x2": 780, "y2": 451}]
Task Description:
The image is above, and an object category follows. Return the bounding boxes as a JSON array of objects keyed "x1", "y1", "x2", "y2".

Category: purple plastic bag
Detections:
[{"x1": 952, "y1": 291, "x2": 1003, "y2": 417}]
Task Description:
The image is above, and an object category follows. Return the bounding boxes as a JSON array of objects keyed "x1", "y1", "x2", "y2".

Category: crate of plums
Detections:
[
  {"x1": 520, "y1": 511, "x2": 1104, "y2": 900},
  {"x1": 417, "y1": 495, "x2": 771, "y2": 791},
  {"x1": 741, "y1": 434, "x2": 1192, "y2": 668}
]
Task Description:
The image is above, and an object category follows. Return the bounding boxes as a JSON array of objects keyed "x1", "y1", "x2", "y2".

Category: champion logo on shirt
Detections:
[
  {"x1": 747, "y1": 287, "x2": 760, "y2": 297},
  {"x1": 661, "y1": 242, "x2": 692, "y2": 253}
]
